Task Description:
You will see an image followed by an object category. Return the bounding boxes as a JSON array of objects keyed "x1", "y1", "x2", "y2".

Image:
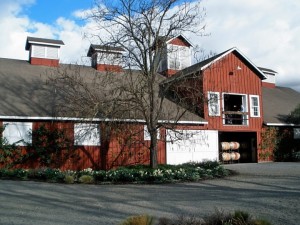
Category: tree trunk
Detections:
[{"x1": 149, "y1": 130, "x2": 158, "y2": 168}]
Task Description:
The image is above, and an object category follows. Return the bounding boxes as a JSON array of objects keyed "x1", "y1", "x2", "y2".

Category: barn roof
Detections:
[
  {"x1": 0, "y1": 57, "x2": 206, "y2": 124},
  {"x1": 87, "y1": 44, "x2": 126, "y2": 57},
  {"x1": 162, "y1": 47, "x2": 266, "y2": 84},
  {"x1": 262, "y1": 86, "x2": 300, "y2": 126},
  {"x1": 25, "y1": 37, "x2": 64, "y2": 50}
]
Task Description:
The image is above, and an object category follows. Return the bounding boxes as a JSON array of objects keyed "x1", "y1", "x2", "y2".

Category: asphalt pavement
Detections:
[{"x1": 0, "y1": 162, "x2": 299, "y2": 225}]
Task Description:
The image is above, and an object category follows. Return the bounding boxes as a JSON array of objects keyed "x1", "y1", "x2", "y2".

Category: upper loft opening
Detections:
[{"x1": 25, "y1": 36, "x2": 64, "y2": 67}]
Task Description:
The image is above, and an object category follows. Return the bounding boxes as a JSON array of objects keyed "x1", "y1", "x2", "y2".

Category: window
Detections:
[
  {"x1": 208, "y1": 92, "x2": 220, "y2": 116},
  {"x1": 223, "y1": 93, "x2": 248, "y2": 125},
  {"x1": 32, "y1": 45, "x2": 59, "y2": 59},
  {"x1": 144, "y1": 125, "x2": 160, "y2": 141},
  {"x1": 74, "y1": 123, "x2": 100, "y2": 146},
  {"x1": 250, "y1": 95, "x2": 260, "y2": 117},
  {"x1": 168, "y1": 45, "x2": 191, "y2": 70},
  {"x1": 2, "y1": 122, "x2": 32, "y2": 146}
]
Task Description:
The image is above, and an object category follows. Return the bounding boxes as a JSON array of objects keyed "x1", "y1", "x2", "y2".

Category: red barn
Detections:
[{"x1": 0, "y1": 35, "x2": 299, "y2": 170}]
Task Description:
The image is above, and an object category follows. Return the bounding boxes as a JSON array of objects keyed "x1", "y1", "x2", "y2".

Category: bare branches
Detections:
[{"x1": 48, "y1": 0, "x2": 207, "y2": 168}]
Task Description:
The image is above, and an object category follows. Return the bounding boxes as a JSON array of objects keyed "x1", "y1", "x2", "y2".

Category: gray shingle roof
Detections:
[
  {"x1": 25, "y1": 37, "x2": 64, "y2": 50},
  {"x1": 87, "y1": 44, "x2": 125, "y2": 57},
  {"x1": 0, "y1": 57, "x2": 205, "y2": 124},
  {"x1": 162, "y1": 48, "x2": 266, "y2": 85},
  {"x1": 262, "y1": 86, "x2": 300, "y2": 125}
]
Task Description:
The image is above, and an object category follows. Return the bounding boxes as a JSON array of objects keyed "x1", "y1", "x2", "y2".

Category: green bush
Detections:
[
  {"x1": 64, "y1": 174, "x2": 75, "y2": 184},
  {"x1": 0, "y1": 161, "x2": 228, "y2": 184},
  {"x1": 78, "y1": 175, "x2": 94, "y2": 184}
]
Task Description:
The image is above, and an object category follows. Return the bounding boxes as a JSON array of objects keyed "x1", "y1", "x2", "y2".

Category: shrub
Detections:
[
  {"x1": 19, "y1": 124, "x2": 73, "y2": 168},
  {"x1": 64, "y1": 174, "x2": 75, "y2": 184},
  {"x1": 78, "y1": 175, "x2": 94, "y2": 184},
  {"x1": 121, "y1": 215, "x2": 155, "y2": 225},
  {"x1": 0, "y1": 161, "x2": 228, "y2": 184},
  {"x1": 156, "y1": 210, "x2": 272, "y2": 225}
]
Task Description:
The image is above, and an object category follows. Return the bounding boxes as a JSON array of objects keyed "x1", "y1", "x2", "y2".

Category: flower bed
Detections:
[{"x1": 0, "y1": 161, "x2": 229, "y2": 184}]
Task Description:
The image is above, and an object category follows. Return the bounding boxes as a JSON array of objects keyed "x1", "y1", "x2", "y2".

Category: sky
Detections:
[{"x1": 0, "y1": 0, "x2": 299, "y2": 91}]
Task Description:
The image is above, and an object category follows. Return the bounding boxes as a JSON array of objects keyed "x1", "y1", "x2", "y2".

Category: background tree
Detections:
[{"x1": 49, "y1": 0, "x2": 207, "y2": 168}]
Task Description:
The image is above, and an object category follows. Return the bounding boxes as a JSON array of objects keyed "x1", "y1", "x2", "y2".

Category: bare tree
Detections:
[{"x1": 49, "y1": 0, "x2": 207, "y2": 168}]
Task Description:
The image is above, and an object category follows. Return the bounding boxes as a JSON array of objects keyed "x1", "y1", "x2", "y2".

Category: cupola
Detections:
[
  {"x1": 259, "y1": 67, "x2": 277, "y2": 88},
  {"x1": 25, "y1": 36, "x2": 64, "y2": 67},
  {"x1": 156, "y1": 34, "x2": 193, "y2": 77},
  {"x1": 87, "y1": 44, "x2": 125, "y2": 72}
]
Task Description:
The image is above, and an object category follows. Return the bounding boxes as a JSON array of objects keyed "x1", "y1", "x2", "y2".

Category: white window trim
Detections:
[
  {"x1": 208, "y1": 91, "x2": 221, "y2": 116},
  {"x1": 74, "y1": 123, "x2": 100, "y2": 146},
  {"x1": 2, "y1": 122, "x2": 32, "y2": 146},
  {"x1": 249, "y1": 95, "x2": 260, "y2": 117},
  {"x1": 144, "y1": 125, "x2": 160, "y2": 141},
  {"x1": 222, "y1": 92, "x2": 249, "y2": 125},
  {"x1": 167, "y1": 44, "x2": 191, "y2": 70}
]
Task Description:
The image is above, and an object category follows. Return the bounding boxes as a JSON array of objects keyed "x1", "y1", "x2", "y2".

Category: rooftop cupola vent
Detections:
[
  {"x1": 25, "y1": 36, "x2": 64, "y2": 67},
  {"x1": 87, "y1": 44, "x2": 125, "y2": 72}
]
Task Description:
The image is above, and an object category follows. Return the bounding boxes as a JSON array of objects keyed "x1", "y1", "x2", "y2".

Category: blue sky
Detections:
[
  {"x1": 25, "y1": 0, "x2": 92, "y2": 24},
  {"x1": 0, "y1": 0, "x2": 300, "y2": 91}
]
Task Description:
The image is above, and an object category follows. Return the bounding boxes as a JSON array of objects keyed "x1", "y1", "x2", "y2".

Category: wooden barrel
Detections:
[
  {"x1": 221, "y1": 142, "x2": 231, "y2": 151},
  {"x1": 222, "y1": 152, "x2": 231, "y2": 161},
  {"x1": 234, "y1": 152, "x2": 241, "y2": 160},
  {"x1": 230, "y1": 142, "x2": 240, "y2": 150},
  {"x1": 230, "y1": 152, "x2": 236, "y2": 160}
]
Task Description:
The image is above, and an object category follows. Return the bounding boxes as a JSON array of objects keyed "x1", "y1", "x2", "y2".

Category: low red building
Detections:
[{"x1": 0, "y1": 35, "x2": 299, "y2": 170}]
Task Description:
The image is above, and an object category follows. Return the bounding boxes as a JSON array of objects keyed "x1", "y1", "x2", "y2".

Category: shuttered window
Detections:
[
  {"x1": 74, "y1": 123, "x2": 100, "y2": 146},
  {"x1": 33, "y1": 46, "x2": 46, "y2": 58},
  {"x1": 2, "y1": 122, "x2": 32, "y2": 146},
  {"x1": 32, "y1": 45, "x2": 59, "y2": 59},
  {"x1": 46, "y1": 46, "x2": 59, "y2": 59}
]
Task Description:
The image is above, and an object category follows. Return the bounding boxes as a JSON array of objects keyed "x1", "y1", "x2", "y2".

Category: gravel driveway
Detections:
[{"x1": 0, "y1": 162, "x2": 299, "y2": 225}]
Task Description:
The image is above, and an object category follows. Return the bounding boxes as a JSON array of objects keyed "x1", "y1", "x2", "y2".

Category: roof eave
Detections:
[{"x1": 201, "y1": 47, "x2": 267, "y2": 80}]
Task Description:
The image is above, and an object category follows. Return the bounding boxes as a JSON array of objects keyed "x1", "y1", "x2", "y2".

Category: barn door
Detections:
[{"x1": 166, "y1": 130, "x2": 219, "y2": 165}]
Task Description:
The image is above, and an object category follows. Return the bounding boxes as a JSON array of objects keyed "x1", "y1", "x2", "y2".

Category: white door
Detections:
[{"x1": 166, "y1": 130, "x2": 219, "y2": 165}]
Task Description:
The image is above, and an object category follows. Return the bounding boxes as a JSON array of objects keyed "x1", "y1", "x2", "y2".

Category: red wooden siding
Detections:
[
  {"x1": 95, "y1": 64, "x2": 123, "y2": 72},
  {"x1": 202, "y1": 52, "x2": 263, "y2": 132},
  {"x1": 169, "y1": 37, "x2": 190, "y2": 47},
  {"x1": 0, "y1": 121, "x2": 166, "y2": 170},
  {"x1": 30, "y1": 57, "x2": 59, "y2": 67}
]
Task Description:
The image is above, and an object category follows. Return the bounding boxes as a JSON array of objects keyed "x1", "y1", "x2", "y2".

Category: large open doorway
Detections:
[{"x1": 219, "y1": 132, "x2": 257, "y2": 163}]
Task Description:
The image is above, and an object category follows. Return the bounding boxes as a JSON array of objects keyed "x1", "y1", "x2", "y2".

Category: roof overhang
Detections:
[
  {"x1": 87, "y1": 45, "x2": 126, "y2": 57},
  {"x1": 166, "y1": 34, "x2": 194, "y2": 47},
  {"x1": 25, "y1": 37, "x2": 64, "y2": 50},
  {"x1": 201, "y1": 47, "x2": 267, "y2": 80},
  {"x1": 0, "y1": 115, "x2": 207, "y2": 125},
  {"x1": 264, "y1": 122, "x2": 300, "y2": 127}
]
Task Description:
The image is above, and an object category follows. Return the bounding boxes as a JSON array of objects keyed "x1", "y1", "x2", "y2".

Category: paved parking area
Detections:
[{"x1": 0, "y1": 162, "x2": 299, "y2": 225}]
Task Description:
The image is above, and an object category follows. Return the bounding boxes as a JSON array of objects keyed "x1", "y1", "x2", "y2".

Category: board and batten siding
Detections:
[
  {"x1": 0, "y1": 121, "x2": 166, "y2": 170},
  {"x1": 202, "y1": 51, "x2": 263, "y2": 133}
]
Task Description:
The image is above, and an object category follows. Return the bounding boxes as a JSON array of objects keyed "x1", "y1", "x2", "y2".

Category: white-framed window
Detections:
[
  {"x1": 74, "y1": 123, "x2": 100, "y2": 146},
  {"x1": 208, "y1": 92, "x2": 220, "y2": 116},
  {"x1": 2, "y1": 122, "x2": 32, "y2": 146},
  {"x1": 250, "y1": 95, "x2": 260, "y2": 117},
  {"x1": 32, "y1": 45, "x2": 59, "y2": 59},
  {"x1": 168, "y1": 44, "x2": 191, "y2": 70},
  {"x1": 144, "y1": 125, "x2": 160, "y2": 141}
]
